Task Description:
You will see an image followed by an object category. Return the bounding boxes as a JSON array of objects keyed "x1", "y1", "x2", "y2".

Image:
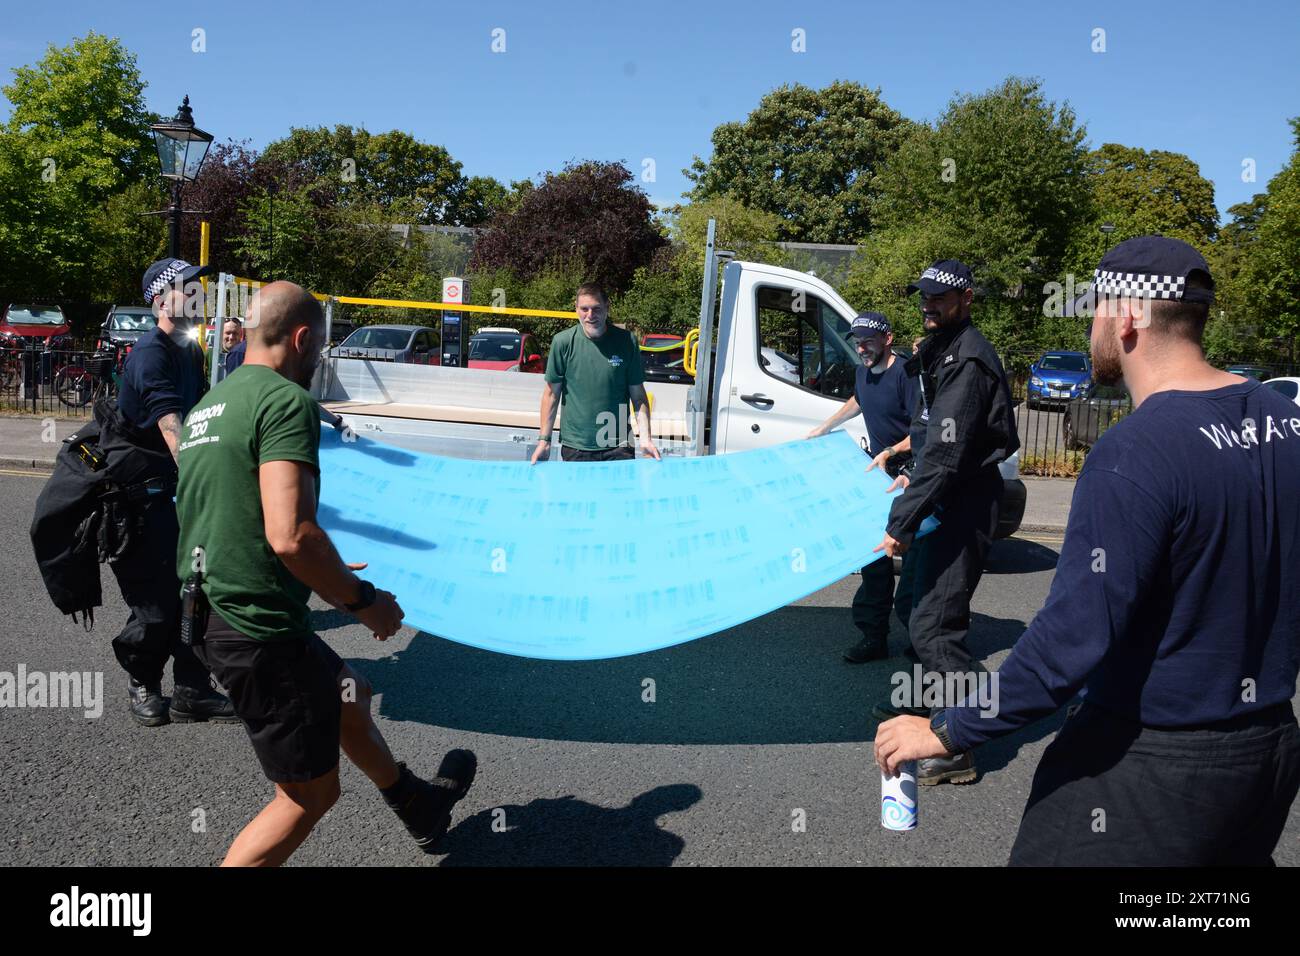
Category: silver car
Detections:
[{"x1": 329, "y1": 324, "x2": 441, "y2": 364}]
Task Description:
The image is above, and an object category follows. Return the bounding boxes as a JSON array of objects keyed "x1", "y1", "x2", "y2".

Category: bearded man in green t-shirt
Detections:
[
  {"x1": 530, "y1": 283, "x2": 660, "y2": 463},
  {"x1": 175, "y1": 281, "x2": 477, "y2": 866}
]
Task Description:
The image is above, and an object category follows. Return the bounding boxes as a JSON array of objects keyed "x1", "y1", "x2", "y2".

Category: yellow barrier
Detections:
[
  {"x1": 229, "y1": 276, "x2": 576, "y2": 320},
  {"x1": 684, "y1": 328, "x2": 700, "y2": 376}
]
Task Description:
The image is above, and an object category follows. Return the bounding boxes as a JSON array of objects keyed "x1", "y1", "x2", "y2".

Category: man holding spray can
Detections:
[{"x1": 875, "y1": 237, "x2": 1300, "y2": 864}]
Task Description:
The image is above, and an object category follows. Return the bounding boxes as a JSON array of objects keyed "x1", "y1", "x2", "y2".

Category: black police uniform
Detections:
[
  {"x1": 109, "y1": 323, "x2": 212, "y2": 693},
  {"x1": 886, "y1": 267, "x2": 1019, "y2": 699}
]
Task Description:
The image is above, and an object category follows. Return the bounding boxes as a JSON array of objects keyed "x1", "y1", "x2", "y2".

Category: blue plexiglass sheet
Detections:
[{"x1": 316, "y1": 429, "x2": 931, "y2": 660}]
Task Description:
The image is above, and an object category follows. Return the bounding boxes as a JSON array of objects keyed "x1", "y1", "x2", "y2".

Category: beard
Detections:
[{"x1": 1092, "y1": 320, "x2": 1123, "y2": 386}]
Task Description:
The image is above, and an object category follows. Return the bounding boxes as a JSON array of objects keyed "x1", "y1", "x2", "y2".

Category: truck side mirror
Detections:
[{"x1": 527, "y1": 354, "x2": 541, "y2": 364}]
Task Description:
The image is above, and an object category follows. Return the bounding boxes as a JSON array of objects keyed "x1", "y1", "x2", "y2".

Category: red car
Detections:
[
  {"x1": 467, "y1": 327, "x2": 544, "y2": 373},
  {"x1": 1, "y1": 304, "x2": 72, "y2": 349}
]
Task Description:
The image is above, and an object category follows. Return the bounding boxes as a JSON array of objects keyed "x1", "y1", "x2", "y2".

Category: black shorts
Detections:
[
  {"x1": 194, "y1": 612, "x2": 345, "y2": 783},
  {"x1": 561, "y1": 444, "x2": 636, "y2": 462}
]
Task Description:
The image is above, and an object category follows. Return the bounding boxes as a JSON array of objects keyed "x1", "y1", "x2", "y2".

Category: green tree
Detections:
[
  {"x1": 1219, "y1": 119, "x2": 1300, "y2": 366},
  {"x1": 685, "y1": 81, "x2": 911, "y2": 243},
  {"x1": 0, "y1": 32, "x2": 159, "y2": 303},
  {"x1": 850, "y1": 77, "x2": 1091, "y2": 356},
  {"x1": 1068, "y1": 144, "x2": 1219, "y2": 276},
  {"x1": 260, "y1": 125, "x2": 505, "y2": 226}
]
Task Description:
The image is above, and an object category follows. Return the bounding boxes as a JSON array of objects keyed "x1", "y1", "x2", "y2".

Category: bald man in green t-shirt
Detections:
[
  {"x1": 176, "y1": 281, "x2": 476, "y2": 865},
  {"x1": 531, "y1": 283, "x2": 661, "y2": 463}
]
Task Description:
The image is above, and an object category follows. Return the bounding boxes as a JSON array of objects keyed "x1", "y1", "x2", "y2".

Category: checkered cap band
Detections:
[
  {"x1": 145, "y1": 260, "x2": 189, "y2": 303},
  {"x1": 1092, "y1": 269, "x2": 1185, "y2": 299},
  {"x1": 921, "y1": 267, "x2": 970, "y2": 290}
]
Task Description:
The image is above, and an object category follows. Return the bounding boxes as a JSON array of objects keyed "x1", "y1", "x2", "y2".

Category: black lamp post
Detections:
[{"x1": 150, "y1": 96, "x2": 213, "y2": 257}]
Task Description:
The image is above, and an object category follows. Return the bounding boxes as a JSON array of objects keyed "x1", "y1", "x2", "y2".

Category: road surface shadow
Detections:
[
  {"x1": 984, "y1": 537, "x2": 1060, "y2": 574},
  {"x1": 438, "y1": 784, "x2": 701, "y2": 866},
  {"x1": 346, "y1": 605, "x2": 1030, "y2": 745}
]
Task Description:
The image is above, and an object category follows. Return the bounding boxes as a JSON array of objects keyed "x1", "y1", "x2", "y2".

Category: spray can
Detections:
[{"x1": 881, "y1": 761, "x2": 918, "y2": 830}]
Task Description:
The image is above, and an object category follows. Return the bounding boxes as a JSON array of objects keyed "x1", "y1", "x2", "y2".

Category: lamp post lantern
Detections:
[{"x1": 150, "y1": 95, "x2": 213, "y2": 257}]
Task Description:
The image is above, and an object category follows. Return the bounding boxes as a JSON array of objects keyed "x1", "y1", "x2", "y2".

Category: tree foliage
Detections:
[
  {"x1": 0, "y1": 32, "x2": 160, "y2": 304},
  {"x1": 686, "y1": 81, "x2": 911, "y2": 244},
  {"x1": 468, "y1": 161, "x2": 664, "y2": 294},
  {"x1": 847, "y1": 77, "x2": 1091, "y2": 354},
  {"x1": 1068, "y1": 144, "x2": 1219, "y2": 275}
]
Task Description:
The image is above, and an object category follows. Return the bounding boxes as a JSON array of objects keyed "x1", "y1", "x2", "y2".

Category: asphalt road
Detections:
[{"x1": 1, "y1": 468, "x2": 1295, "y2": 867}]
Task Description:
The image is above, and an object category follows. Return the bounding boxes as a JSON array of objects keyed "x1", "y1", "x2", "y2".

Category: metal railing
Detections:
[
  {"x1": 999, "y1": 353, "x2": 1298, "y2": 477},
  {"x1": 0, "y1": 345, "x2": 124, "y2": 418}
]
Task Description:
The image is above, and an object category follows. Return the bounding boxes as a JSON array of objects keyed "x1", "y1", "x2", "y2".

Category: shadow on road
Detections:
[
  {"x1": 438, "y1": 784, "x2": 701, "y2": 866},
  {"x1": 345, "y1": 605, "x2": 1031, "y2": 746},
  {"x1": 984, "y1": 537, "x2": 1060, "y2": 575}
]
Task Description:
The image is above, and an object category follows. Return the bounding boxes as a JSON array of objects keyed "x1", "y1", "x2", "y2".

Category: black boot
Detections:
[
  {"x1": 382, "y1": 750, "x2": 477, "y2": 853},
  {"x1": 918, "y1": 752, "x2": 978, "y2": 786},
  {"x1": 843, "y1": 633, "x2": 888, "y2": 663},
  {"x1": 127, "y1": 678, "x2": 169, "y2": 727},
  {"x1": 170, "y1": 684, "x2": 240, "y2": 723}
]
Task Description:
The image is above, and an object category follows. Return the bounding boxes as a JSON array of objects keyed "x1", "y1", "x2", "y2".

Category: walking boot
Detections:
[
  {"x1": 383, "y1": 750, "x2": 478, "y2": 853},
  {"x1": 917, "y1": 751, "x2": 978, "y2": 786},
  {"x1": 127, "y1": 678, "x2": 169, "y2": 727},
  {"x1": 843, "y1": 634, "x2": 888, "y2": 663},
  {"x1": 170, "y1": 683, "x2": 240, "y2": 723}
]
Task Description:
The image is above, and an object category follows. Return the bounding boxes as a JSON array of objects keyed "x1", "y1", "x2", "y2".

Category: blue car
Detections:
[{"x1": 1027, "y1": 351, "x2": 1092, "y2": 410}]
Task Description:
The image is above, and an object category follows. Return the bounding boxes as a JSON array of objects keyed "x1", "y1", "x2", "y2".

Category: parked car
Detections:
[
  {"x1": 1027, "y1": 351, "x2": 1092, "y2": 410},
  {"x1": 1263, "y1": 377, "x2": 1300, "y2": 406},
  {"x1": 1226, "y1": 365, "x2": 1273, "y2": 381},
  {"x1": 467, "y1": 327, "x2": 544, "y2": 373},
  {"x1": 99, "y1": 305, "x2": 158, "y2": 350},
  {"x1": 330, "y1": 325, "x2": 441, "y2": 364},
  {"x1": 1063, "y1": 382, "x2": 1131, "y2": 450},
  {"x1": 1, "y1": 304, "x2": 72, "y2": 349},
  {"x1": 641, "y1": 332, "x2": 685, "y2": 362},
  {"x1": 760, "y1": 347, "x2": 800, "y2": 384},
  {"x1": 644, "y1": 355, "x2": 695, "y2": 385}
]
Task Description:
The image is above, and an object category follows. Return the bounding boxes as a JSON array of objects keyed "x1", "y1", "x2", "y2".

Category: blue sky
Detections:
[{"x1": 2, "y1": 0, "x2": 1297, "y2": 222}]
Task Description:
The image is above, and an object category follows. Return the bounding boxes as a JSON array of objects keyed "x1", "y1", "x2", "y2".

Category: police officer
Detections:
[
  {"x1": 876, "y1": 237, "x2": 1300, "y2": 864},
  {"x1": 807, "y1": 312, "x2": 918, "y2": 662},
  {"x1": 108, "y1": 258, "x2": 236, "y2": 726},
  {"x1": 871, "y1": 260, "x2": 1019, "y2": 786}
]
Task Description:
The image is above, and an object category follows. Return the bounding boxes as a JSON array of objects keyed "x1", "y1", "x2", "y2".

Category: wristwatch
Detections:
[
  {"x1": 345, "y1": 579, "x2": 376, "y2": 613},
  {"x1": 930, "y1": 712, "x2": 955, "y2": 755}
]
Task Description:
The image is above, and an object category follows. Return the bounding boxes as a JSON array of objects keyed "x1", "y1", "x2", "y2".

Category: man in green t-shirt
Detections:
[
  {"x1": 175, "y1": 281, "x2": 477, "y2": 866},
  {"x1": 530, "y1": 283, "x2": 660, "y2": 463}
]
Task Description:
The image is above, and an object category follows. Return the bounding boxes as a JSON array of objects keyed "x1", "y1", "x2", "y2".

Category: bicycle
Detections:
[{"x1": 54, "y1": 349, "x2": 120, "y2": 409}]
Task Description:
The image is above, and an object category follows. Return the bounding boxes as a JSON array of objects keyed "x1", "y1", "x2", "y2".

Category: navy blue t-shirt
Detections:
[
  {"x1": 117, "y1": 327, "x2": 205, "y2": 430},
  {"x1": 948, "y1": 380, "x2": 1300, "y2": 750},
  {"x1": 224, "y1": 339, "x2": 246, "y2": 375},
  {"x1": 853, "y1": 356, "x2": 918, "y2": 455}
]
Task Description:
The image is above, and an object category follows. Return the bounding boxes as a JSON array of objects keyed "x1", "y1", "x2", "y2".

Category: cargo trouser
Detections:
[
  {"x1": 108, "y1": 493, "x2": 210, "y2": 690},
  {"x1": 851, "y1": 552, "x2": 911, "y2": 641},
  {"x1": 893, "y1": 465, "x2": 1002, "y2": 712}
]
